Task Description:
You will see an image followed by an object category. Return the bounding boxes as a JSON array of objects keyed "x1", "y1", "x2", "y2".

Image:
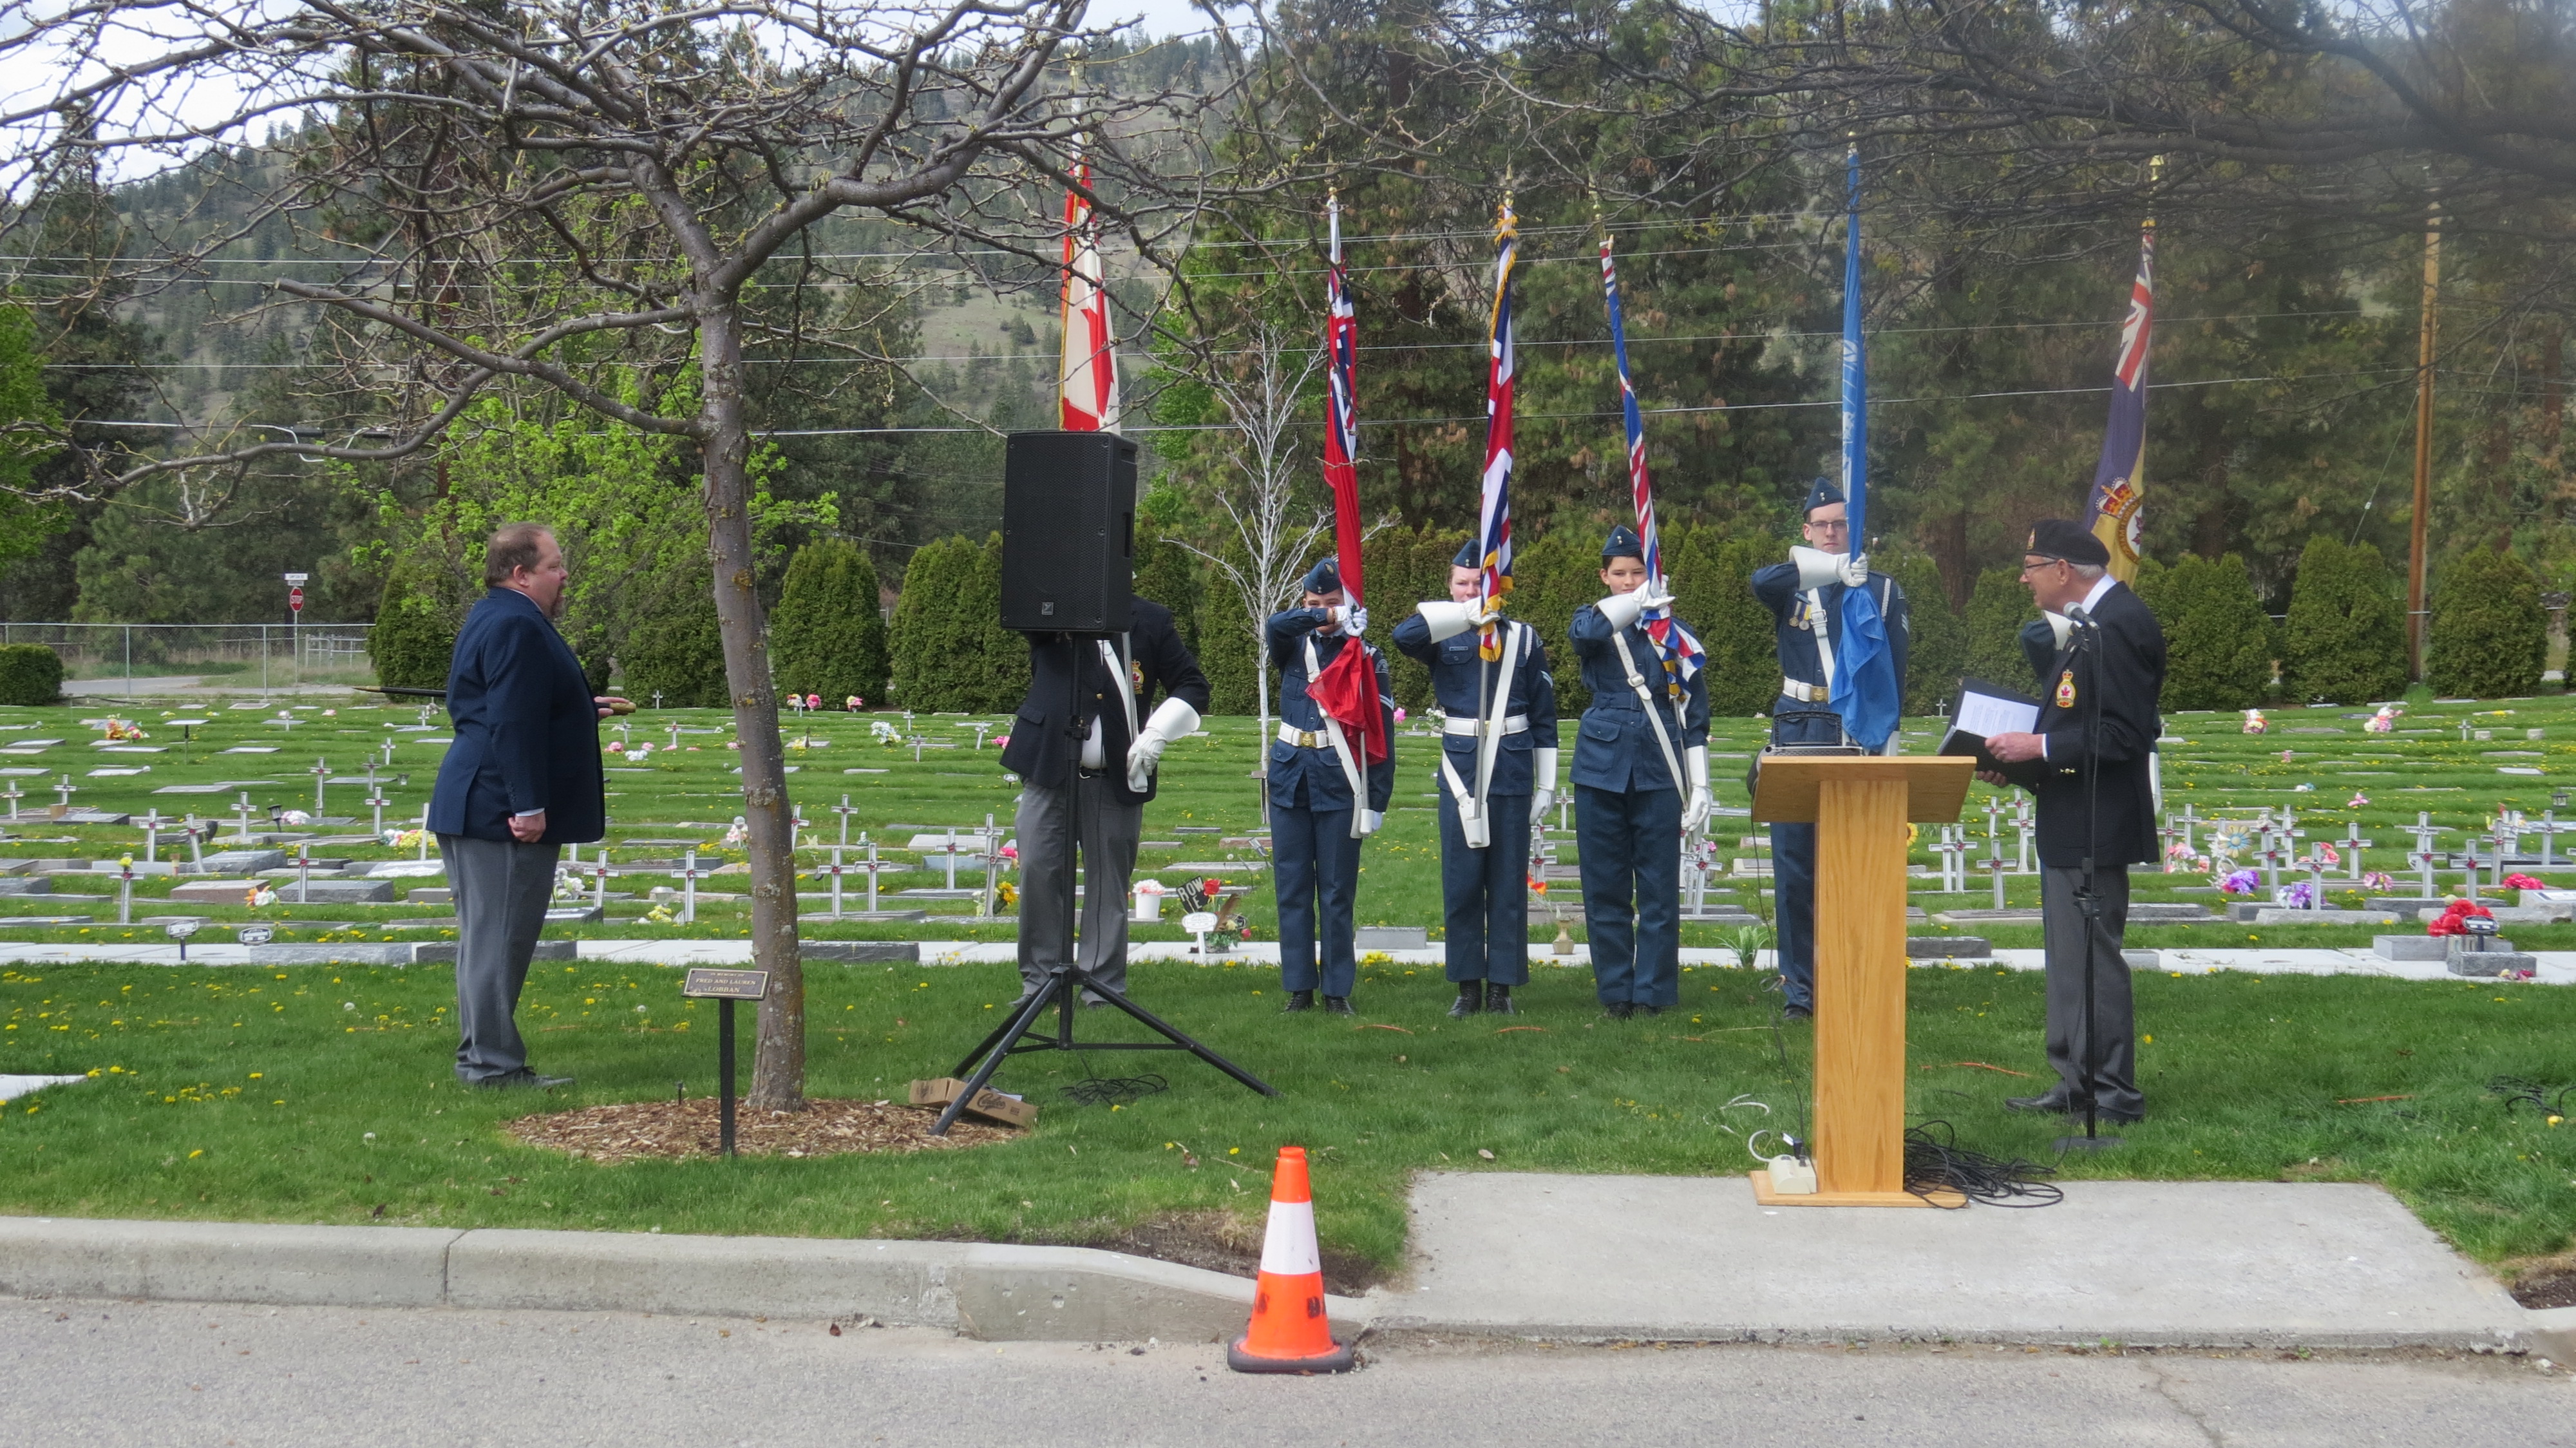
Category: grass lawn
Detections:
[{"x1": 5, "y1": 951, "x2": 2572, "y2": 1277}]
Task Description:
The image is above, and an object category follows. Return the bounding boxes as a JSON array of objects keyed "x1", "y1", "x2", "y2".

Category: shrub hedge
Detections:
[
  {"x1": 2282, "y1": 537, "x2": 2408, "y2": 704},
  {"x1": 2426, "y1": 547, "x2": 2546, "y2": 699}
]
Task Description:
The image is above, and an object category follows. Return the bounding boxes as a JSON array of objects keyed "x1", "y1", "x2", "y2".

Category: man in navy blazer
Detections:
[{"x1": 430, "y1": 524, "x2": 623, "y2": 1088}]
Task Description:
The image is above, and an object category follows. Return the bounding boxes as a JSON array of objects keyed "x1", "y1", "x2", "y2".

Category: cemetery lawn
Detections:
[{"x1": 4, "y1": 953, "x2": 2571, "y2": 1276}]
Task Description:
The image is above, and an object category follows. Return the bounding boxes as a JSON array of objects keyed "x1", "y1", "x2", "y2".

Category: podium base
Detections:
[{"x1": 1750, "y1": 1168, "x2": 1965, "y2": 1210}]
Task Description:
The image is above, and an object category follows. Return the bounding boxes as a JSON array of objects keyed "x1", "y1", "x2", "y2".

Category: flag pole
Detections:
[{"x1": 2409, "y1": 196, "x2": 2441, "y2": 681}]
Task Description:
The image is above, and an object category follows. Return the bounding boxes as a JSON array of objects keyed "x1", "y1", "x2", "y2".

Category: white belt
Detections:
[
  {"x1": 1441, "y1": 714, "x2": 1528, "y2": 738},
  {"x1": 1781, "y1": 678, "x2": 1827, "y2": 703},
  {"x1": 1277, "y1": 723, "x2": 1338, "y2": 749}
]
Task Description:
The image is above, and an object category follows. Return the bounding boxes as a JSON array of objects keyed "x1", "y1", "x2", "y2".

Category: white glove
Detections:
[
  {"x1": 1792, "y1": 546, "x2": 1846, "y2": 591},
  {"x1": 1636, "y1": 586, "x2": 1674, "y2": 614},
  {"x1": 1531, "y1": 745, "x2": 1558, "y2": 822},
  {"x1": 1339, "y1": 605, "x2": 1370, "y2": 638},
  {"x1": 1354, "y1": 808, "x2": 1384, "y2": 838},
  {"x1": 1416, "y1": 600, "x2": 1479, "y2": 643},
  {"x1": 1840, "y1": 552, "x2": 1869, "y2": 588},
  {"x1": 1124, "y1": 696, "x2": 1202, "y2": 792},
  {"x1": 1680, "y1": 745, "x2": 1712, "y2": 833},
  {"x1": 1595, "y1": 589, "x2": 1648, "y2": 631}
]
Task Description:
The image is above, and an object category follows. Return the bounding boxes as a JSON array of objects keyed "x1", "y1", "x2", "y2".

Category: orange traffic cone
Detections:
[{"x1": 1227, "y1": 1145, "x2": 1354, "y2": 1374}]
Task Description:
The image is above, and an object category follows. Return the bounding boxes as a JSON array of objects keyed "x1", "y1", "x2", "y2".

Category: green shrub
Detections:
[
  {"x1": 0, "y1": 643, "x2": 62, "y2": 705},
  {"x1": 620, "y1": 565, "x2": 730, "y2": 707},
  {"x1": 1497, "y1": 528, "x2": 1600, "y2": 716},
  {"x1": 972, "y1": 532, "x2": 1028, "y2": 713},
  {"x1": 1960, "y1": 565, "x2": 2040, "y2": 688},
  {"x1": 1877, "y1": 549, "x2": 1965, "y2": 718},
  {"x1": 1669, "y1": 527, "x2": 1777, "y2": 720},
  {"x1": 2426, "y1": 547, "x2": 2546, "y2": 698},
  {"x1": 887, "y1": 535, "x2": 1000, "y2": 712},
  {"x1": 769, "y1": 540, "x2": 891, "y2": 707},
  {"x1": 2282, "y1": 537, "x2": 2408, "y2": 704},
  {"x1": 366, "y1": 556, "x2": 468, "y2": 690},
  {"x1": 1133, "y1": 524, "x2": 1203, "y2": 656},
  {"x1": 2132, "y1": 552, "x2": 2273, "y2": 710}
]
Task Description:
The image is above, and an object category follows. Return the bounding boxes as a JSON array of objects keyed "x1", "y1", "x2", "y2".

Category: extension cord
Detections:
[{"x1": 1766, "y1": 1154, "x2": 1817, "y2": 1194}]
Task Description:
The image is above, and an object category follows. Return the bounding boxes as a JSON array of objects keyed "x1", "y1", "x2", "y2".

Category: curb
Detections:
[{"x1": 0, "y1": 1215, "x2": 1368, "y2": 1344}]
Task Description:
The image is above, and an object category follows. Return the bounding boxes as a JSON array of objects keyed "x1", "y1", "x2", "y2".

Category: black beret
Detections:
[{"x1": 2026, "y1": 519, "x2": 2111, "y2": 567}]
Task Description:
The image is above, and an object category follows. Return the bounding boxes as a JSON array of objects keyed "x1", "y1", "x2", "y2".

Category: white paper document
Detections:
[{"x1": 1951, "y1": 683, "x2": 2040, "y2": 739}]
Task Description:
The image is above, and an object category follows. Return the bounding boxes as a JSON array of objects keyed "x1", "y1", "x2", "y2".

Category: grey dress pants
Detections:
[
  {"x1": 2040, "y1": 863, "x2": 2142, "y2": 1116},
  {"x1": 440, "y1": 834, "x2": 562, "y2": 1083},
  {"x1": 1014, "y1": 771, "x2": 1143, "y2": 998}
]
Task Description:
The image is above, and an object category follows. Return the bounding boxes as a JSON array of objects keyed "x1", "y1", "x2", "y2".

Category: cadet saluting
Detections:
[
  {"x1": 1568, "y1": 526, "x2": 1712, "y2": 1018},
  {"x1": 1266, "y1": 557, "x2": 1396, "y2": 1015},
  {"x1": 1750, "y1": 477, "x2": 1910, "y2": 1020},
  {"x1": 1394, "y1": 539, "x2": 1559, "y2": 1017}
]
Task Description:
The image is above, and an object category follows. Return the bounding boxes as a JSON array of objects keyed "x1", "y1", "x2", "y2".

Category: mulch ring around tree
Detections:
[{"x1": 505, "y1": 1097, "x2": 1019, "y2": 1163}]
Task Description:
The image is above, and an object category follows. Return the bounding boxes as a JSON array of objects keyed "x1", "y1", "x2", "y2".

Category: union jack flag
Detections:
[
  {"x1": 1473, "y1": 196, "x2": 1516, "y2": 660},
  {"x1": 1600, "y1": 231, "x2": 1703, "y2": 685},
  {"x1": 2084, "y1": 222, "x2": 2156, "y2": 581},
  {"x1": 1322, "y1": 192, "x2": 1363, "y2": 610},
  {"x1": 1059, "y1": 146, "x2": 1119, "y2": 433}
]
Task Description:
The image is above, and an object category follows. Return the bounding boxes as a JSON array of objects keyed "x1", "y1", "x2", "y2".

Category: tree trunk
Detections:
[{"x1": 697, "y1": 301, "x2": 806, "y2": 1111}]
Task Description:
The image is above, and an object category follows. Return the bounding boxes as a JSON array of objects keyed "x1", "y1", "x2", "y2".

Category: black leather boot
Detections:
[
  {"x1": 1604, "y1": 1001, "x2": 1635, "y2": 1020},
  {"x1": 1484, "y1": 983, "x2": 1517, "y2": 1016},
  {"x1": 1322, "y1": 995, "x2": 1356, "y2": 1016},
  {"x1": 1282, "y1": 989, "x2": 1315, "y2": 1013},
  {"x1": 1448, "y1": 983, "x2": 1483, "y2": 1018}
]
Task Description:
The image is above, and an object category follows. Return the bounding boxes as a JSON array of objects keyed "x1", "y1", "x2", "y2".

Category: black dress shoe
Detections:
[
  {"x1": 1604, "y1": 1001, "x2": 1635, "y2": 1020},
  {"x1": 1781, "y1": 1003, "x2": 1813, "y2": 1022},
  {"x1": 1640, "y1": 1004, "x2": 1667, "y2": 1017},
  {"x1": 1448, "y1": 986, "x2": 1483, "y2": 1019},
  {"x1": 473, "y1": 1069, "x2": 574, "y2": 1091},
  {"x1": 1484, "y1": 984, "x2": 1517, "y2": 1016},
  {"x1": 2004, "y1": 1091, "x2": 2077, "y2": 1115},
  {"x1": 1282, "y1": 989, "x2": 1315, "y2": 1013},
  {"x1": 1322, "y1": 995, "x2": 1356, "y2": 1016}
]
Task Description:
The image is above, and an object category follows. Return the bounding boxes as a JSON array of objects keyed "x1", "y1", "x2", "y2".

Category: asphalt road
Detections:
[{"x1": 4, "y1": 1296, "x2": 2569, "y2": 1447}]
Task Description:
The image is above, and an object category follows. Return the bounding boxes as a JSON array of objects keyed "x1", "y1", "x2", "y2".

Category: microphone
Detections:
[{"x1": 2064, "y1": 602, "x2": 2091, "y2": 627}]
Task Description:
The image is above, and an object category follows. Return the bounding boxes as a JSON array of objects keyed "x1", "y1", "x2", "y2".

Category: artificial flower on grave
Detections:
[
  {"x1": 2163, "y1": 840, "x2": 2197, "y2": 872},
  {"x1": 2273, "y1": 881, "x2": 2316, "y2": 909},
  {"x1": 2426, "y1": 899, "x2": 2494, "y2": 936},
  {"x1": 2216, "y1": 868, "x2": 2261, "y2": 896},
  {"x1": 281, "y1": 810, "x2": 310, "y2": 825},
  {"x1": 994, "y1": 734, "x2": 1010, "y2": 750},
  {"x1": 1394, "y1": 707, "x2": 1407, "y2": 725},
  {"x1": 805, "y1": 694, "x2": 822, "y2": 711},
  {"x1": 871, "y1": 719, "x2": 901, "y2": 745},
  {"x1": 2242, "y1": 709, "x2": 2268, "y2": 735},
  {"x1": 846, "y1": 696, "x2": 863, "y2": 712},
  {"x1": 995, "y1": 881, "x2": 1018, "y2": 909},
  {"x1": 2361, "y1": 871, "x2": 2396, "y2": 891},
  {"x1": 2503, "y1": 873, "x2": 2545, "y2": 890},
  {"x1": 100, "y1": 718, "x2": 149, "y2": 741},
  {"x1": 2348, "y1": 792, "x2": 2371, "y2": 808},
  {"x1": 2364, "y1": 705, "x2": 2400, "y2": 734},
  {"x1": 2293, "y1": 782, "x2": 2315, "y2": 792},
  {"x1": 244, "y1": 885, "x2": 276, "y2": 908},
  {"x1": 2278, "y1": 749, "x2": 2294, "y2": 765},
  {"x1": 723, "y1": 816, "x2": 750, "y2": 847},
  {"x1": 2314, "y1": 842, "x2": 2340, "y2": 867},
  {"x1": 996, "y1": 843, "x2": 1018, "y2": 863},
  {"x1": 606, "y1": 740, "x2": 625, "y2": 753}
]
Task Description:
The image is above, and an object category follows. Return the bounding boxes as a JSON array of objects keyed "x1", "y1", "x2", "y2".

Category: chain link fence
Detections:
[{"x1": 0, "y1": 623, "x2": 377, "y2": 698}]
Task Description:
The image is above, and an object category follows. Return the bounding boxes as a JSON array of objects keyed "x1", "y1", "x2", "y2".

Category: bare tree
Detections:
[
  {"x1": 0, "y1": 0, "x2": 1227, "y2": 1107},
  {"x1": 1173, "y1": 323, "x2": 1329, "y2": 739}
]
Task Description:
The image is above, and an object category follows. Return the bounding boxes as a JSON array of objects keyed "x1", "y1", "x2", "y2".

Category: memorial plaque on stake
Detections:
[
  {"x1": 237, "y1": 924, "x2": 274, "y2": 946},
  {"x1": 681, "y1": 969, "x2": 768, "y2": 1156}
]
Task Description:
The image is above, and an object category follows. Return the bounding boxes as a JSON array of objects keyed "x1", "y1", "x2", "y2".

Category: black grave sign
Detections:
[{"x1": 683, "y1": 967, "x2": 769, "y2": 1000}]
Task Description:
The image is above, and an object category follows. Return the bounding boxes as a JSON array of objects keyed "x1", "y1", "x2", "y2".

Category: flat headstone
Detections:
[
  {"x1": 0, "y1": 916, "x2": 90, "y2": 926},
  {"x1": 270, "y1": 879, "x2": 395, "y2": 904},
  {"x1": 200, "y1": 850, "x2": 287, "y2": 873},
  {"x1": 2447, "y1": 942, "x2": 2537, "y2": 978},
  {"x1": 2127, "y1": 902, "x2": 2213, "y2": 920},
  {"x1": 798, "y1": 910, "x2": 926, "y2": 923},
  {"x1": 407, "y1": 888, "x2": 452, "y2": 905},
  {"x1": 410, "y1": 939, "x2": 575, "y2": 965},
  {"x1": 56, "y1": 811, "x2": 129, "y2": 825},
  {"x1": 1165, "y1": 862, "x2": 1264, "y2": 873},
  {"x1": 544, "y1": 905, "x2": 601, "y2": 923},
  {"x1": 2374, "y1": 935, "x2": 2454, "y2": 962},
  {"x1": 169, "y1": 880, "x2": 262, "y2": 904},
  {"x1": 1908, "y1": 936, "x2": 1992, "y2": 958},
  {"x1": 381, "y1": 918, "x2": 460, "y2": 931},
  {"x1": 2251, "y1": 908, "x2": 2401, "y2": 926},
  {"x1": 0, "y1": 878, "x2": 51, "y2": 896},
  {"x1": 895, "y1": 888, "x2": 979, "y2": 899},
  {"x1": 1930, "y1": 908, "x2": 2041, "y2": 925},
  {"x1": 2416, "y1": 904, "x2": 2569, "y2": 926},
  {"x1": 1354, "y1": 926, "x2": 1428, "y2": 951},
  {"x1": 799, "y1": 941, "x2": 921, "y2": 964}
]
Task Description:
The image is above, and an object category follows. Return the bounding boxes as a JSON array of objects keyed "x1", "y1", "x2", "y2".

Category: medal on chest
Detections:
[{"x1": 2056, "y1": 669, "x2": 2077, "y2": 709}]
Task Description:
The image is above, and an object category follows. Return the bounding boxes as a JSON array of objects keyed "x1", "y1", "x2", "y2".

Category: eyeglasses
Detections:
[{"x1": 2018, "y1": 557, "x2": 2065, "y2": 576}]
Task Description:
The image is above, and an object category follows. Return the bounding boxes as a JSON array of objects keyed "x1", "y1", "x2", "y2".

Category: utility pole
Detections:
[{"x1": 2407, "y1": 200, "x2": 2440, "y2": 680}]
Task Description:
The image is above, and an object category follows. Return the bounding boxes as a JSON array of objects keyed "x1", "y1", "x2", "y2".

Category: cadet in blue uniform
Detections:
[
  {"x1": 1393, "y1": 540, "x2": 1560, "y2": 1017},
  {"x1": 1567, "y1": 527, "x2": 1712, "y2": 1018},
  {"x1": 1749, "y1": 479, "x2": 1911, "y2": 1020},
  {"x1": 1267, "y1": 557, "x2": 1396, "y2": 1015}
]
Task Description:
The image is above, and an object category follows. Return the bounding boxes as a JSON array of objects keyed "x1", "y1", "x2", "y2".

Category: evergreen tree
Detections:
[
  {"x1": 973, "y1": 532, "x2": 1029, "y2": 713},
  {"x1": 621, "y1": 558, "x2": 729, "y2": 707},
  {"x1": 2427, "y1": 548, "x2": 2546, "y2": 699},
  {"x1": 1499, "y1": 529, "x2": 1599, "y2": 717},
  {"x1": 768, "y1": 539, "x2": 892, "y2": 707},
  {"x1": 366, "y1": 554, "x2": 468, "y2": 689},
  {"x1": 2282, "y1": 538, "x2": 2409, "y2": 704},
  {"x1": 1879, "y1": 549, "x2": 1965, "y2": 719},
  {"x1": 887, "y1": 535, "x2": 980, "y2": 710},
  {"x1": 1960, "y1": 566, "x2": 2041, "y2": 688},
  {"x1": 1669, "y1": 528, "x2": 1780, "y2": 721},
  {"x1": 1133, "y1": 524, "x2": 1202, "y2": 656},
  {"x1": 2132, "y1": 553, "x2": 2273, "y2": 710}
]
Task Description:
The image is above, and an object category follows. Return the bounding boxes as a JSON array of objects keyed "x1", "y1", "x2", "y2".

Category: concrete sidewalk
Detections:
[{"x1": 4, "y1": 1177, "x2": 2570, "y2": 1358}]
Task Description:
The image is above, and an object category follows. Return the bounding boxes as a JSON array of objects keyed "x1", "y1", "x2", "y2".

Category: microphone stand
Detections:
[{"x1": 2055, "y1": 603, "x2": 2123, "y2": 1153}]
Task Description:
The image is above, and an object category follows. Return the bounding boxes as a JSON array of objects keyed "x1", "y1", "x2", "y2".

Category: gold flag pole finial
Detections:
[{"x1": 2146, "y1": 154, "x2": 2164, "y2": 229}]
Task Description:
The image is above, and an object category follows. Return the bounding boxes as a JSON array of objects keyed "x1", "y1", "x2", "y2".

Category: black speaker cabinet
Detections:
[{"x1": 1001, "y1": 430, "x2": 1136, "y2": 634}]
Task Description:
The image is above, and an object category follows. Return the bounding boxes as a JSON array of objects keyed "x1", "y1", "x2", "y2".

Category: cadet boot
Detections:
[
  {"x1": 1484, "y1": 983, "x2": 1517, "y2": 1016},
  {"x1": 1604, "y1": 1001, "x2": 1635, "y2": 1020},
  {"x1": 1448, "y1": 984, "x2": 1483, "y2": 1019},
  {"x1": 1282, "y1": 989, "x2": 1315, "y2": 1013},
  {"x1": 1322, "y1": 995, "x2": 1356, "y2": 1016}
]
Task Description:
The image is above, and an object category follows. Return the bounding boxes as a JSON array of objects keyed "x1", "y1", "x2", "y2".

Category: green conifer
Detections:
[
  {"x1": 2426, "y1": 548, "x2": 2546, "y2": 699},
  {"x1": 2282, "y1": 537, "x2": 2408, "y2": 704},
  {"x1": 2132, "y1": 553, "x2": 2271, "y2": 710}
]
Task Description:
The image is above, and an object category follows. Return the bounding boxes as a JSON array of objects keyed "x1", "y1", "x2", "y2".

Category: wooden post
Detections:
[{"x1": 2409, "y1": 198, "x2": 2441, "y2": 680}]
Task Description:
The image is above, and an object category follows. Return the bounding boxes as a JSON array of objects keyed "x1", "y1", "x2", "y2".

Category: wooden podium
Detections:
[{"x1": 1749, "y1": 756, "x2": 1974, "y2": 1206}]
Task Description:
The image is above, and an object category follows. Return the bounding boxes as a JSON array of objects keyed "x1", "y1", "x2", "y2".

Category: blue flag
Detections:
[{"x1": 1830, "y1": 146, "x2": 1900, "y2": 752}]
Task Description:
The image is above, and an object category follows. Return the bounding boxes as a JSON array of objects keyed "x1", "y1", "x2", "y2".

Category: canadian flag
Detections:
[{"x1": 1059, "y1": 150, "x2": 1120, "y2": 433}]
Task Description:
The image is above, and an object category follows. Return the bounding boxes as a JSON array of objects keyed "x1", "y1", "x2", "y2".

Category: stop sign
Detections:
[{"x1": 288, "y1": 586, "x2": 305, "y2": 614}]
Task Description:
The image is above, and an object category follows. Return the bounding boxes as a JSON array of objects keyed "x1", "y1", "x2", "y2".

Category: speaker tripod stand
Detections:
[{"x1": 930, "y1": 964, "x2": 1277, "y2": 1134}]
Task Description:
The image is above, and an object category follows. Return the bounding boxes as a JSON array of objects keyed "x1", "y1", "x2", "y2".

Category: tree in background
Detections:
[
  {"x1": 1363, "y1": 524, "x2": 1474, "y2": 713},
  {"x1": 1960, "y1": 566, "x2": 2041, "y2": 688},
  {"x1": 971, "y1": 533, "x2": 1030, "y2": 714},
  {"x1": 620, "y1": 558, "x2": 730, "y2": 708},
  {"x1": 2132, "y1": 554, "x2": 2273, "y2": 710},
  {"x1": 2427, "y1": 548, "x2": 2547, "y2": 699},
  {"x1": 1877, "y1": 550, "x2": 1965, "y2": 719},
  {"x1": 1668, "y1": 528, "x2": 1781, "y2": 721},
  {"x1": 887, "y1": 536, "x2": 988, "y2": 712},
  {"x1": 0, "y1": 306, "x2": 65, "y2": 560},
  {"x1": 769, "y1": 539, "x2": 889, "y2": 706},
  {"x1": 2282, "y1": 538, "x2": 2409, "y2": 704},
  {"x1": 366, "y1": 553, "x2": 468, "y2": 689}
]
